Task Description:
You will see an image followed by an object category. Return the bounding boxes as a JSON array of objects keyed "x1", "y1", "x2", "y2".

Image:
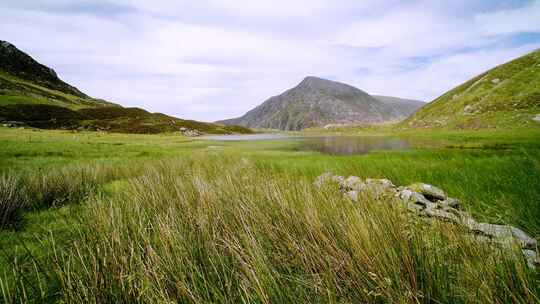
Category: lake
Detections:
[{"x1": 199, "y1": 134, "x2": 411, "y2": 155}]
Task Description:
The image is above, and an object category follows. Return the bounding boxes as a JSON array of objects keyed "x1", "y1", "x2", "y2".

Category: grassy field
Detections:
[{"x1": 0, "y1": 127, "x2": 539, "y2": 303}]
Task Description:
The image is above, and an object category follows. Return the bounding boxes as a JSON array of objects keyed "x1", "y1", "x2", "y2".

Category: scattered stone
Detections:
[
  {"x1": 491, "y1": 78, "x2": 501, "y2": 84},
  {"x1": 341, "y1": 176, "x2": 364, "y2": 192},
  {"x1": 463, "y1": 105, "x2": 475, "y2": 114},
  {"x1": 315, "y1": 173, "x2": 539, "y2": 269},
  {"x1": 346, "y1": 191, "x2": 359, "y2": 201},
  {"x1": 523, "y1": 249, "x2": 540, "y2": 268},
  {"x1": 180, "y1": 128, "x2": 202, "y2": 137},
  {"x1": 1, "y1": 121, "x2": 26, "y2": 128},
  {"x1": 439, "y1": 197, "x2": 460, "y2": 209},
  {"x1": 363, "y1": 178, "x2": 396, "y2": 198},
  {"x1": 533, "y1": 114, "x2": 540, "y2": 123},
  {"x1": 424, "y1": 207, "x2": 459, "y2": 223},
  {"x1": 408, "y1": 183, "x2": 447, "y2": 201}
]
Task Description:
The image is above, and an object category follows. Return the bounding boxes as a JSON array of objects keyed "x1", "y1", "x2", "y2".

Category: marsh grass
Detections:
[
  {"x1": 52, "y1": 157, "x2": 538, "y2": 303},
  {"x1": 0, "y1": 174, "x2": 28, "y2": 229}
]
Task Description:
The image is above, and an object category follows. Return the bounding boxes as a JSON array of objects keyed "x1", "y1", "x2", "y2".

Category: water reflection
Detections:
[
  {"x1": 199, "y1": 134, "x2": 412, "y2": 155},
  {"x1": 296, "y1": 136, "x2": 410, "y2": 155}
]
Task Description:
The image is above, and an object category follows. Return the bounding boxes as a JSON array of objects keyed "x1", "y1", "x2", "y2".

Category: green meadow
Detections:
[{"x1": 1, "y1": 127, "x2": 540, "y2": 303}]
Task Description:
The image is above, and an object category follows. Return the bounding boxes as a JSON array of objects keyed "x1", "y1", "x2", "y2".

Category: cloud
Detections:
[
  {"x1": 476, "y1": 1, "x2": 540, "y2": 35},
  {"x1": 0, "y1": 1, "x2": 539, "y2": 121}
]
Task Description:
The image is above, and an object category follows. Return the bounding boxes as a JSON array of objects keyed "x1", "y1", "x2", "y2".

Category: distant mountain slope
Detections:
[
  {"x1": 218, "y1": 77, "x2": 422, "y2": 130},
  {"x1": 373, "y1": 95, "x2": 425, "y2": 118},
  {"x1": 0, "y1": 40, "x2": 251, "y2": 134},
  {"x1": 403, "y1": 49, "x2": 540, "y2": 129}
]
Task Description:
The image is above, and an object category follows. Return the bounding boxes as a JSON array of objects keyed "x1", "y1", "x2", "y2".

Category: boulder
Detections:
[
  {"x1": 408, "y1": 183, "x2": 447, "y2": 201},
  {"x1": 439, "y1": 197, "x2": 460, "y2": 209},
  {"x1": 314, "y1": 172, "x2": 540, "y2": 269},
  {"x1": 341, "y1": 176, "x2": 364, "y2": 191},
  {"x1": 523, "y1": 250, "x2": 540, "y2": 268},
  {"x1": 424, "y1": 206, "x2": 459, "y2": 223},
  {"x1": 345, "y1": 191, "x2": 359, "y2": 201},
  {"x1": 363, "y1": 178, "x2": 396, "y2": 198},
  {"x1": 398, "y1": 189, "x2": 432, "y2": 207}
]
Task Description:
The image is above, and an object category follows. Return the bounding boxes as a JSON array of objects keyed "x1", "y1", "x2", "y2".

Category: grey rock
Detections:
[
  {"x1": 424, "y1": 207, "x2": 459, "y2": 223},
  {"x1": 439, "y1": 197, "x2": 460, "y2": 209},
  {"x1": 346, "y1": 191, "x2": 359, "y2": 201},
  {"x1": 341, "y1": 176, "x2": 364, "y2": 192},
  {"x1": 363, "y1": 178, "x2": 397, "y2": 198},
  {"x1": 468, "y1": 223, "x2": 536, "y2": 249},
  {"x1": 510, "y1": 227, "x2": 538, "y2": 250},
  {"x1": 314, "y1": 173, "x2": 344, "y2": 188},
  {"x1": 523, "y1": 249, "x2": 540, "y2": 268},
  {"x1": 533, "y1": 114, "x2": 540, "y2": 123},
  {"x1": 408, "y1": 183, "x2": 447, "y2": 201},
  {"x1": 407, "y1": 202, "x2": 424, "y2": 213}
]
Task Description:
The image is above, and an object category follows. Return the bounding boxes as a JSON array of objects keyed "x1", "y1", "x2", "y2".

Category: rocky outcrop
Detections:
[
  {"x1": 180, "y1": 127, "x2": 202, "y2": 137},
  {"x1": 0, "y1": 40, "x2": 86, "y2": 97},
  {"x1": 315, "y1": 172, "x2": 539, "y2": 269}
]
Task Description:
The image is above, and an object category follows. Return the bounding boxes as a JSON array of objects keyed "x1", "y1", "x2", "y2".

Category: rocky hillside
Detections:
[
  {"x1": 0, "y1": 40, "x2": 251, "y2": 134},
  {"x1": 218, "y1": 77, "x2": 423, "y2": 130},
  {"x1": 403, "y1": 49, "x2": 540, "y2": 129}
]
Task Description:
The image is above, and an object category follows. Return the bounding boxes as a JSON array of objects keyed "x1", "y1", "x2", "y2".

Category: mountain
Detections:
[
  {"x1": 0, "y1": 40, "x2": 251, "y2": 134},
  {"x1": 373, "y1": 95, "x2": 425, "y2": 118},
  {"x1": 403, "y1": 49, "x2": 540, "y2": 129},
  {"x1": 217, "y1": 77, "x2": 423, "y2": 130}
]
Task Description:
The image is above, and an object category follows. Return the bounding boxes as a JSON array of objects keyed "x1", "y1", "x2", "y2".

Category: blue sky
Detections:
[{"x1": 1, "y1": 0, "x2": 539, "y2": 121}]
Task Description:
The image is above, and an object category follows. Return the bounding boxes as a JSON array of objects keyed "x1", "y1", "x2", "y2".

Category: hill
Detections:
[
  {"x1": 0, "y1": 40, "x2": 251, "y2": 134},
  {"x1": 217, "y1": 77, "x2": 423, "y2": 130},
  {"x1": 373, "y1": 95, "x2": 425, "y2": 118},
  {"x1": 403, "y1": 49, "x2": 540, "y2": 129}
]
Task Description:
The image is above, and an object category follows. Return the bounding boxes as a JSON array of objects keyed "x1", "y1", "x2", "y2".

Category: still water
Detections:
[{"x1": 199, "y1": 134, "x2": 411, "y2": 155}]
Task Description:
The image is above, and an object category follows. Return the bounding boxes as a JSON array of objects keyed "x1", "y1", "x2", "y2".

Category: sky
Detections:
[{"x1": 1, "y1": 1, "x2": 540, "y2": 122}]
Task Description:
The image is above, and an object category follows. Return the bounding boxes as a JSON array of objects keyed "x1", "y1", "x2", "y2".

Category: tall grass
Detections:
[
  {"x1": 0, "y1": 174, "x2": 28, "y2": 229},
  {"x1": 53, "y1": 157, "x2": 539, "y2": 303}
]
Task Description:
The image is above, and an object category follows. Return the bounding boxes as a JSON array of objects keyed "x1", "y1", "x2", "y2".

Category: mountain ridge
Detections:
[{"x1": 217, "y1": 77, "x2": 424, "y2": 130}]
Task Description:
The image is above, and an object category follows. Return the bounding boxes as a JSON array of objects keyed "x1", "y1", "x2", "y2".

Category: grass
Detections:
[
  {"x1": 402, "y1": 49, "x2": 540, "y2": 129},
  {"x1": 0, "y1": 127, "x2": 539, "y2": 302}
]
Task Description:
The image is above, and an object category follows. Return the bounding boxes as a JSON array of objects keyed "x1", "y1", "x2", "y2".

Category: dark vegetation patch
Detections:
[{"x1": 0, "y1": 104, "x2": 253, "y2": 134}]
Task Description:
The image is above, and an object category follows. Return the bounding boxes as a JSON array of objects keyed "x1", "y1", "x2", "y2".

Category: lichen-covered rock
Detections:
[
  {"x1": 345, "y1": 191, "x2": 359, "y2": 201},
  {"x1": 363, "y1": 178, "x2": 396, "y2": 198},
  {"x1": 342, "y1": 176, "x2": 365, "y2": 192},
  {"x1": 408, "y1": 183, "x2": 447, "y2": 201},
  {"x1": 523, "y1": 249, "x2": 540, "y2": 268},
  {"x1": 424, "y1": 207, "x2": 459, "y2": 223},
  {"x1": 439, "y1": 197, "x2": 460, "y2": 209},
  {"x1": 398, "y1": 189, "x2": 432, "y2": 207},
  {"x1": 314, "y1": 172, "x2": 539, "y2": 269}
]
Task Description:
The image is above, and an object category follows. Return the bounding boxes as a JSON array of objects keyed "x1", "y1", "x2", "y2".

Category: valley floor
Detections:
[{"x1": 1, "y1": 127, "x2": 539, "y2": 303}]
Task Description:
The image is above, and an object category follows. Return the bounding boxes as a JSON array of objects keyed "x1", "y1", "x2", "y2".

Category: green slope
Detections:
[{"x1": 403, "y1": 49, "x2": 540, "y2": 129}]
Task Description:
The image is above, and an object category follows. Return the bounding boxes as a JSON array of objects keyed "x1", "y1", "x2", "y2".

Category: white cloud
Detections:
[
  {"x1": 0, "y1": 1, "x2": 539, "y2": 121},
  {"x1": 476, "y1": 1, "x2": 540, "y2": 35}
]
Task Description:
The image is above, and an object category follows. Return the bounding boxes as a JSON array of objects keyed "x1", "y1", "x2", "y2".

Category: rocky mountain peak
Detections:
[
  {"x1": 217, "y1": 76, "x2": 423, "y2": 130},
  {"x1": 295, "y1": 76, "x2": 369, "y2": 98}
]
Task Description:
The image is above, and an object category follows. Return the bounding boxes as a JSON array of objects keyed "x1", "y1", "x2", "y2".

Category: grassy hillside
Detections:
[
  {"x1": 0, "y1": 42, "x2": 252, "y2": 135},
  {"x1": 403, "y1": 49, "x2": 540, "y2": 129},
  {"x1": 0, "y1": 128, "x2": 539, "y2": 302}
]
